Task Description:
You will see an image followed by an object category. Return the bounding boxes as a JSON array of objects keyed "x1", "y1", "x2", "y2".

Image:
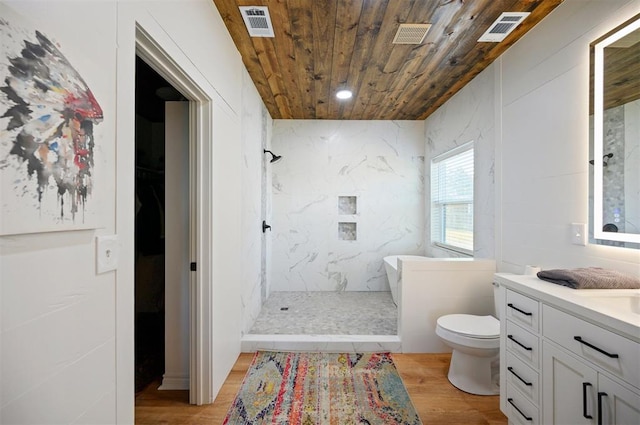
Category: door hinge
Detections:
[{"x1": 190, "y1": 262, "x2": 197, "y2": 271}]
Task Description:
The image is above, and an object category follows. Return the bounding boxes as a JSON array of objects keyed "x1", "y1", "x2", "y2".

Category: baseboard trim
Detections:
[{"x1": 158, "y1": 374, "x2": 189, "y2": 390}]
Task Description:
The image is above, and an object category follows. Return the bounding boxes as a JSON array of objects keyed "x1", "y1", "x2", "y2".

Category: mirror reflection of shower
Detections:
[
  {"x1": 590, "y1": 15, "x2": 640, "y2": 247},
  {"x1": 589, "y1": 152, "x2": 614, "y2": 167}
]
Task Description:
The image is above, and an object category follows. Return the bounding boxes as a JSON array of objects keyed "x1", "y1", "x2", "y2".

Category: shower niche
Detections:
[
  {"x1": 338, "y1": 196, "x2": 358, "y2": 240},
  {"x1": 338, "y1": 196, "x2": 357, "y2": 215},
  {"x1": 338, "y1": 222, "x2": 357, "y2": 241}
]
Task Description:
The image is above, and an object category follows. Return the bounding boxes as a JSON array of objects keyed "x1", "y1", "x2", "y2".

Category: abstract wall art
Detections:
[{"x1": 0, "y1": 4, "x2": 104, "y2": 235}]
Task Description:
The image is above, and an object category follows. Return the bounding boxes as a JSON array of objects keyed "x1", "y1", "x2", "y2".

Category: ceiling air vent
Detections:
[
  {"x1": 478, "y1": 12, "x2": 530, "y2": 42},
  {"x1": 392, "y1": 24, "x2": 432, "y2": 44},
  {"x1": 239, "y1": 6, "x2": 275, "y2": 38}
]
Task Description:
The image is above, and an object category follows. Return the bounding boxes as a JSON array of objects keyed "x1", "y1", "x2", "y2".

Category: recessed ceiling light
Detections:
[{"x1": 336, "y1": 89, "x2": 353, "y2": 100}]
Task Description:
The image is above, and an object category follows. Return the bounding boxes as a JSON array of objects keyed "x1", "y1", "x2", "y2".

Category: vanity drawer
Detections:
[
  {"x1": 506, "y1": 320, "x2": 540, "y2": 369},
  {"x1": 542, "y1": 304, "x2": 640, "y2": 389},
  {"x1": 506, "y1": 290, "x2": 540, "y2": 333},
  {"x1": 506, "y1": 351, "x2": 539, "y2": 406},
  {"x1": 505, "y1": 383, "x2": 540, "y2": 425}
]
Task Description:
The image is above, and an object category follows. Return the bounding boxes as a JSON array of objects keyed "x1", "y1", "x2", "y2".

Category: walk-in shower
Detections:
[{"x1": 248, "y1": 291, "x2": 397, "y2": 335}]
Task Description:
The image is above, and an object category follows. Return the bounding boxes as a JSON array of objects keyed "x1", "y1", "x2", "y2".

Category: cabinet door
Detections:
[
  {"x1": 597, "y1": 374, "x2": 640, "y2": 425},
  {"x1": 543, "y1": 342, "x2": 598, "y2": 425}
]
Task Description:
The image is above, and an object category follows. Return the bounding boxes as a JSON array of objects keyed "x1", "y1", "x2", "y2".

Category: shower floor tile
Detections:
[{"x1": 248, "y1": 291, "x2": 397, "y2": 335}]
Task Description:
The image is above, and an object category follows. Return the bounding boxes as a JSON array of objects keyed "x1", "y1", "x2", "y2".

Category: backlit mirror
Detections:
[{"x1": 590, "y1": 14, "x2": 640, "y2": 249}]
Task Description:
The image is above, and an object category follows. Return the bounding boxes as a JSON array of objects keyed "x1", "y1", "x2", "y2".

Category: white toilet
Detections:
[{"x1": 435, "y1": 282, "x2": 501, "y2": 395}]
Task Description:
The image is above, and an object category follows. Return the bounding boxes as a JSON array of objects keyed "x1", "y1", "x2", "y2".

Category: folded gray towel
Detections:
[{"x1": 537, "y1": 267, "x2": 640, "y2": 289}]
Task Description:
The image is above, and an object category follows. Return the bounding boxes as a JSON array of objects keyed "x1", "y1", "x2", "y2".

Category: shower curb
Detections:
[{"x1": 241, "y1": 334, "x2": 402, "y2": 353}]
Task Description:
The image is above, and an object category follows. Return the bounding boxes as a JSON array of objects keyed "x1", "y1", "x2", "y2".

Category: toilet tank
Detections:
[{"x1": 493, "y1": 282, "x2": 501, "y2": 319}]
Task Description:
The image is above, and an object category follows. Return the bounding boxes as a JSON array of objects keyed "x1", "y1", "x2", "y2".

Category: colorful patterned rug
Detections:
[{"x1": 223, "y1": 351, "x2": 422, "y2": 425}]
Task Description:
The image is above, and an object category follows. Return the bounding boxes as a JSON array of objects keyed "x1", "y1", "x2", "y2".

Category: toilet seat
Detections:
[{"x1": 437, "y1": 314, "x2": 500, "y2": 339}]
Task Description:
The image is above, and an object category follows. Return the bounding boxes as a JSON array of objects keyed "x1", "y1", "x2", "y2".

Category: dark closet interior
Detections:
[{"x1": 134, "y1": 57, "x2": 178, "y2": 392}]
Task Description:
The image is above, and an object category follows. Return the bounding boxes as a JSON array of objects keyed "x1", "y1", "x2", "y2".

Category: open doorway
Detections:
[
  {"x1": 134, "y1": 56, "x2": 190, "y2": 395},
  {"x1": 134, "y1": 56, "x2": 167, "y2": 393},
  {"x1": 122, "y1": 25, "x2": 217, "y2": 407}
]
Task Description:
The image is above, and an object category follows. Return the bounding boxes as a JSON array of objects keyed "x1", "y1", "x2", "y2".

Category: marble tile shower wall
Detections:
[
  {"x1": 424, "y1": 65, "x2": 495, "y2": 259},
  {"x1": 602, "y1": 105, "x2": 626, "y2": 234},
  {"x1": 270, "y1": 120, "x2": 425, "y2": 292},
  {"x1": 240, "y1": 69, "x2": 271, "y2": 335}
]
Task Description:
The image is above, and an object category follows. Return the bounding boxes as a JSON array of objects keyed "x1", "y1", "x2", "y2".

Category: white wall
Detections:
[
  {"x1": 498, "y1": 0, "x2": 640, "y2": 274},
  {"x1": 270, "y1": 120, "x2": 425, "y2": 292},
  {"x1": 1, "y1": 2, "x2": 118, "y2": 423},
  {"x1": 399, "y1": 258, "x2": 496, "y2": 353},
  {"x1": 424, "y1": 0, "x2": 640, "y2": 275},
  {"x1": 0, "y1": 0, "x2": 267, "y2": 423}
]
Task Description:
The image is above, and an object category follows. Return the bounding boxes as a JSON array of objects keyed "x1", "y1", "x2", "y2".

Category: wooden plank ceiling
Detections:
[{"x1": 212, "y1": 0, "x2": 563, "y2": 120}]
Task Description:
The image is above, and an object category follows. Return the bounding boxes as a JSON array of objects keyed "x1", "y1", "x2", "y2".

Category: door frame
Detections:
[{"x1": 134, "y1": 25, "x2": 213, "y2": 406}]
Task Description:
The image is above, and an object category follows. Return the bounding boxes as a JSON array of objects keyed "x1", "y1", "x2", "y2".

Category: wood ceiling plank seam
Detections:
[
  {"x1": 381, "y1": 0, "x2": 541, "y2": 119},
  {"x1": 347, "y1": 0, "x2": 419, "y2": 120},
  {"x1": 371, "y1": 45, "x2": 434, "y2": 120},
  {"x1": 350, "y1": 2, "x2": 415, "y2": 119},
  {"x1": 339, "y1": 0, "x2": 391, "y2": 120},
  {"x1": 402, "y1": 1, "x2": 503, "y2": 119},
  {"x1": 399, "y1": 42, "x2": 493, "y2": 120},
  {"x1": 396, "y1": 0, "x2": 511, "y2": 120},
  {"x1": 327, "y1": 0, "x2": 365, "y2": 119},
  {"x1": 363, "y1": 0, "x2": 442, "y2": 120},
  {"x1": 269, "y1": 0, "x2": 306, "y2": 117},
  {"x1": 237, "y1": 0, "x2": 293, "y2": 118},
  {"x1": 288, "y1": 0, "x2": 318, "y2": 119},
  {"x1": 364, "y1": 2, "x2": 440, "y2": 119},
  {"x1": 414, "y1": 0, "x2": 564, "y2": 119},
  {"x1": 213, "y1": 0, "x2": 281, "y2": 118},
  {"x1": 311, "y1": 0, "x2": 339, "y2": 119},
  {"x1": 361, "y1": 2, "x2": 440, "y2": 119},
  {"x1": 434, "y1": 1, "x2": 565, "y2": 120},
  {"x1": 361, "y1": 45, "x2": 417, "y2": 120},
  {"x1": 215, "y1": 0, "x2": 564, "y2": 120},
  {"x1": 254, "y1": 36, "x2": 294, "y2": 118}
]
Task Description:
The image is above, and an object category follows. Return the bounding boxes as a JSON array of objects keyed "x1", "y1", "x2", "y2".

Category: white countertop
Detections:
[{"x1": 494, "y1": 273, "x2": 640, "y2": 342}]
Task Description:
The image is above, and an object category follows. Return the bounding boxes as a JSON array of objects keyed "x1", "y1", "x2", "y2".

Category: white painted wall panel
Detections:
[
  {"x1": 499, "y1": 0, "x2": 640, "y2": 274},
  {"x1": 0, "y1": 1, "x2": 118, "y2": 423},
  {"x1": 211, "y1": 101, "x2": 243, "y2": 397},
  {"x1": 501, "y1": 0, "x2": 632, "y2": 108},
  {"x1": 143, "y1": 1, "x2": 242, "y2": 114},
  {"x1": 1, "y1": 0, "x2": 263, "y2": 422}
]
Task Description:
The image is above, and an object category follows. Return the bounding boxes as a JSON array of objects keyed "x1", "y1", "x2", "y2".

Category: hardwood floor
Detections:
[{"x1": 135, "y1": 353, "x2": 507, "y2": 425}]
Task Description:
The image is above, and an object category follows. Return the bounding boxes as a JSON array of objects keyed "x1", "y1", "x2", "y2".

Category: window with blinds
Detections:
[{"x1": 430, "y1": 142, "x2": 474, "y2": 254}]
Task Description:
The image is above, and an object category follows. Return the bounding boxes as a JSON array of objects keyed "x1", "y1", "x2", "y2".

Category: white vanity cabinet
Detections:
[
  {"x1": 501, "y1": 288, "x2": 542, "y2": 424},
  {"x1": 542, "y1": 342, "x2": 640, "y2": 424},
  {"x1": 496, "y1": 274, "x2": 640, "y2": 425},
  {"x1": 542, "y1": 306, "x2": 640, "y2": 425},
  {"x1": 542, "y1": 342, "x2": 597, "y2": 425}
]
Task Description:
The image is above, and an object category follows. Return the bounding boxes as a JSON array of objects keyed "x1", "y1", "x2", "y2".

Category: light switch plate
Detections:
[
  {"x1": 571, "y1": 223, "x2": 587, "y2": 246},
  {"x1": 96, "y1": 235, "x2": 118, "y2": 274}
]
